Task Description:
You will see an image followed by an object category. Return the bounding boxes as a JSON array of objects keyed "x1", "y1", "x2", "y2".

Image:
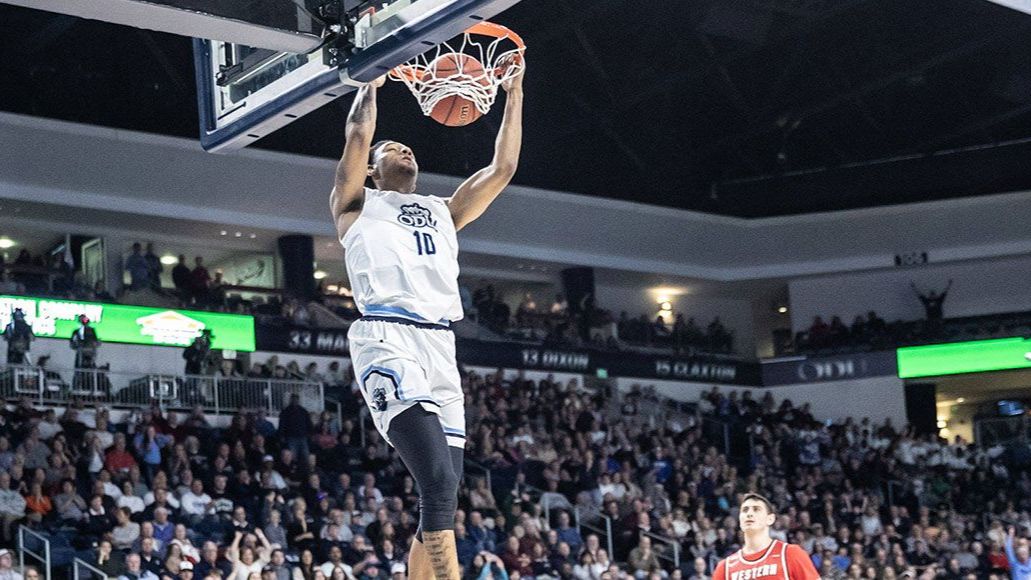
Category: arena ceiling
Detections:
[{"x1": 4, "y1": 0, "x2": 1031, "y2": 217}]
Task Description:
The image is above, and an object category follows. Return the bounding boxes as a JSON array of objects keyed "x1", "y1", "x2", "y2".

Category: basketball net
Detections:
[{"x1": 388, "y1": 22, "x2": 525, "y2": 118}]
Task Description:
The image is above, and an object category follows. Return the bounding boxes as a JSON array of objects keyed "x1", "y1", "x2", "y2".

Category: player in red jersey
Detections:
[{"x1": 712, "y1": 493, "x2": 821, "y2": 580}]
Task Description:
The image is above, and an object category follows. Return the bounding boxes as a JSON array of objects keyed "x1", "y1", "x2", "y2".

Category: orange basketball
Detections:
[{"x1": 427, "y1": 53, "x2": 487, "y2": 127}]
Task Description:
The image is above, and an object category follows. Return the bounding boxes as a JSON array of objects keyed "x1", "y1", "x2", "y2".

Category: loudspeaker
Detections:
[
  {"x1": 905, "y1": 382, "x2": 938, "y2": 436},
  {"x1": 278, "y1": 234, "x2": 315, "y2": 300}
]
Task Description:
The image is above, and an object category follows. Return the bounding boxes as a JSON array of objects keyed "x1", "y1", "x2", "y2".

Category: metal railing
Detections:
[
  {"x1": 641, "y1": 529, "x2": 681, "y2": 569},
  {"x1": 18, "y1": 526, "x2": 51, "y2": 580},
  {"x1": 73, "y1": 557, "x2": 108, "y2": 580},
  {"x1": 975, "y1": 415, "x2": 1029, "y2": 447},
  {"x1": 0, "y1": 365, "x2": 324, "y2": 415},
  {"x1": 575, "y1": 506, "x2": 615, "y2": 564},
  {"x1": 463, "y1": 458, "x2": 493, "y2": 491}
]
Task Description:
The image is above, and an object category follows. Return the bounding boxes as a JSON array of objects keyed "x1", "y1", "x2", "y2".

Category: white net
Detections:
[{"x1": 388, "y1": 22, "x2": 525, "y2": 118}]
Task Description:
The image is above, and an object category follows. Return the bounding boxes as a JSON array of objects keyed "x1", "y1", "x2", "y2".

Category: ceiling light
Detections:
[
  {"x1": 220, "y1": 230, "x2": 227, "y2": 236},
  {"x1": 326, "y1": 284, "x2": 339, "y2": 293},
  {"x1": 651, "y1": 286, "x2": 687, "y2": 297},
  {"x1": 313, "y1": 270, "x2": 327, "y2": 280},
  {"x1": 659, "y1": 301, "x2": 672, "y2": 312},
  {"x1": 248, "y1": 233, "x2": 256, "y2": 239},
  {"x1": 0, "y1": 238, "x2": 14, "y2": 249},
  {"x1": 956, "y1": 397, "x2": 965, "y2": 403},
  {"x1": 777, "y1": 306, "x2": 788, "y2": 314},
  {"x1": 234, "y1": 232, "x2": 242, "y2": 237},
  {"x1": 159, "y1": 255, "x2": 178, "y2": 265}
]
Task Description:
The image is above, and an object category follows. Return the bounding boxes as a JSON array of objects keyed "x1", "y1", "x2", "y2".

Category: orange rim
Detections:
[{"x1": 389, "y1": 21, "x2": 524, "y2": 80}]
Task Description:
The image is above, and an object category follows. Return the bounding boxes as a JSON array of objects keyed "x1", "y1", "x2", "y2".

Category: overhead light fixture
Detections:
[
  {"x1": 956, "y1": 397, "x2": 965, "y2": 403},
  {"x1": 659, "y1": 301, "x2": 672, "y2": 312},
  {"x1": 313, "y1": 270, "x2": 327, "y2": 280},
  {"x1": 651, "y1": 286, "x2": 687, "y2": 297},
  {"x1": 777, "y1": 306, "x2": 788, "y2": 314},
  {"x1": 248, "y1": 233, "x2": 257, "y2": 239},
  {"x1": 0, "y1": 238, "x2": 14, "y2": 249},
  {"x1": 234, "y1": 232, "x2": 242, "y2": 237},
  {"x1": 159, "y1": 255, "x2": 178, "y2": 265},
  {"x1": 220, "y1": 230, "x2": 227, "y2": 236},
  {"x1": 326, "y1": 284, "x2": 339, "y2": 293}
]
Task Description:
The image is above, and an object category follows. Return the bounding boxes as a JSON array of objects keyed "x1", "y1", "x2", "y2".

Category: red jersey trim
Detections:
[{"x1": 738, "y1": 539, "x2": 779, "y2": 564}]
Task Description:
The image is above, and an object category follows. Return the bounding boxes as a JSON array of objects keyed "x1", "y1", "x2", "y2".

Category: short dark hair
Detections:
[
  {"x1": 369, "y1": 140, "x2": 393, "y2": 165},
  {"x1": 741, "y1": 493, "x2": 776, "y2": 515}
]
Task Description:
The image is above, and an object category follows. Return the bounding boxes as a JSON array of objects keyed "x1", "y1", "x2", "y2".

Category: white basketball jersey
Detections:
[{"x1": 341, "y1": 187, "x2": 463, "y2": 324}]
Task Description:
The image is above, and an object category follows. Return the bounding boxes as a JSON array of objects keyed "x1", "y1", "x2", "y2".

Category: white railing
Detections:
[
  {"x1": 575, "y1": 507, "x2": 615, "y2": 564},
  {"x1": 73, "y1": 557, "x2": 108, "y2": 580},
  {"x1": 0, "y1": 365, "x2": 324, "y2": 416},
  {"x1": 641, "y1": 529, "x2": 681, "y2": 569},
  {"x1": 18, "y1": 526, "x2": 51, "y2": 580}
]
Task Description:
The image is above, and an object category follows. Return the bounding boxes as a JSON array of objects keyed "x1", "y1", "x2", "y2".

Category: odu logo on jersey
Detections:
[{"x1": 397, "y1": 203, "x2": 437, "y2": 229}]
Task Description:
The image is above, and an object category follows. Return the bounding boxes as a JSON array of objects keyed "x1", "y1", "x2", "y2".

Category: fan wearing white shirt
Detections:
[
  {"x1": 118, "y1": 481, "x2": 145, "y2": 514},
  {"x1": 180, "y1": 480, "x2": 213, "y2": 523},
  {"x1": 228, "y1": 530, "x2": 273, "y2": 580}
]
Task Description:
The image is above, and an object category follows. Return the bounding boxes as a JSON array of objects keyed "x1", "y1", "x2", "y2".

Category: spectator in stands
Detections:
[
  {"x1": 113, "y1": 506, "x2": 142, "y2": 549},
  {"x1": 191, "y1": 256, "x2": 212, "y2": 305},
  {"x1": 145, "y1": 242, "x2": 163, "y2": 291},
  {"x1": 119, "y1": 553, "x2": 159, "y2": 580},
  {"x1": 280, "y1": 393, "x2": 313, "y2": 462},
  {"x1": 94, "y1": 539, "x2": 126, "y2": 578},
  {"x1": 172, "y1": 255, "x2": 191, "y2": 296},
  {"x1": 0, "y1": 473, "x2": 25, "y2": 543},
  {"x1": 808, "y1": 315, "x2": 830, "y2": 349},
  {"x1": 23, "y1": 481, "x2": 51, "y2": 523},
  {"x1": 126, "y1": 242, "x2": 151, "y2": 291},
  {"x1": 196, "y1": 541, "x2": 233, "y2": 579},
  {"x1": 1006, "y1": 527, "x2": 1031, "y2": 580},
  {"x1": 911, "y1": 279, "x2": 953, "y2": 321},
  {"x1": 181, "y1": 479, "x2": 215, "y2": 526},
  {"x1": 550, "y1": 293, "x2": 568, "y2": 316},
  {"x1": 70, "y1": 314, "x2": 100, "y2": 369},
  {"x1": 3, "y1": 308, "x2": 33, "y2": 365},
  {"x1": 0, "y1": 270, "x2": 23, "y2": 295},
  {"x1": 0, "y1": 549, "x2": 18, "y2": 580},
  {"x1": 55, "y1": 478, "x2": 87, "y2": 523},
  {"x1": 184, "y1": 329, "x2": 214, "y2": 376}
]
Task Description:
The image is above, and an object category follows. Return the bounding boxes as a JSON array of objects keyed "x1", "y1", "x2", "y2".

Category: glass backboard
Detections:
[{"x1": 194, "y1": 0, "x2": 523, "y2": 152}]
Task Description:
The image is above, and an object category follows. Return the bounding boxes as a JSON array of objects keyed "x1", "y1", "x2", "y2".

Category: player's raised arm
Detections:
[
  {"x1": 448, "y1": 62, "x2": 524, "y2": 231},
  {"x1": 330, "y1": 77, "x2": 385, "y2": 239}
]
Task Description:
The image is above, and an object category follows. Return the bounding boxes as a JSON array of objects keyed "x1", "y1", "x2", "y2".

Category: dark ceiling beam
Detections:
[
  {"x1": 696, "y1": 34, "x2": 752, "y2": 114},
  {"x1": 133, "y1": 29, "x2": 190, "y2": 95},
  {"x1": 10, "y1": 14, "x2": 76, "y2": 55},
  {"x1": 908, "y1": 102, "x2": 1031, "y2": 152},
  {"x1": 699, "y1": 22, "x2": 1031, "y2": 159}
]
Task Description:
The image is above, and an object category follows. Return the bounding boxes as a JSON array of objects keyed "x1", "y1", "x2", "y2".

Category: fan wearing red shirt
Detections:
[{"x1": 713, "y1": 493, "x2": 820, "y2": 580}]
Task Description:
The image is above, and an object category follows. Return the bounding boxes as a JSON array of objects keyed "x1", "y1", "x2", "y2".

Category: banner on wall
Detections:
[
  {"x1": 255, "y1": 321, "x2": 759, "y2": 384},
  {"x1": 897, "y1": 337, "x2": 1031, "y2": 378},
  {"x1": 255, "y1": 321, "x2": 351, "y2": 356},
  {"x1": 761, "y1": 351, "x2": 898, "y2": 385},
  {"x1": 0, "y1": 295, "x2": 255, "y2": 351}
]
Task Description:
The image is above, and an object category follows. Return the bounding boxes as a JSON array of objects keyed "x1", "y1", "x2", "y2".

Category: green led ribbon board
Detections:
[
  {"x1": 0, "y1": 295, "x2": 255, "y2": 351},
  {"x1": 896, "y1": 337, "x2": 1031, "y2": 378}
]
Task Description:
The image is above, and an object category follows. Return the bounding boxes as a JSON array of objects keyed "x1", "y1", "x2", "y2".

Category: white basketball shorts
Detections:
[{"x1": 347, "y1": 318, "x2": 466, "y2": 449}]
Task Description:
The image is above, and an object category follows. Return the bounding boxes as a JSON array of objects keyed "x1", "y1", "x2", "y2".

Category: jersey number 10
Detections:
[{"x1": 413, "y1": 232, "x2": 436, "y2": 256}]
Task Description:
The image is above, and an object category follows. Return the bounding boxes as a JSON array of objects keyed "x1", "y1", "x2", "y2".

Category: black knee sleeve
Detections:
[{"x1": 389, "y1": 405, "x2": 461, "y2": 533}]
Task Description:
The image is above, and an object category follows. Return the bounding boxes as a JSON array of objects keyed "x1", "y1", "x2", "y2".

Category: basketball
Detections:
[{"x1": 426, "y1": 53, "x2": 487, "y2": 127}]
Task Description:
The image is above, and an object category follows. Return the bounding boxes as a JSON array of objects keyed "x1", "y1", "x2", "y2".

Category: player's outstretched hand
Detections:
[{"x1": 500, "y1": 55, "x2": 524, "y2": 92}]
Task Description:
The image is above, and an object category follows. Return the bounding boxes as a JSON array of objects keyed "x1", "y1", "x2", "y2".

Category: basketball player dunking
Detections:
[
  {"x1": 713, "y1": 493, "x2": 820, "y2": 580},
  {"x1": 329, "y1": 65, "x2": 524, "y2": 580}
]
